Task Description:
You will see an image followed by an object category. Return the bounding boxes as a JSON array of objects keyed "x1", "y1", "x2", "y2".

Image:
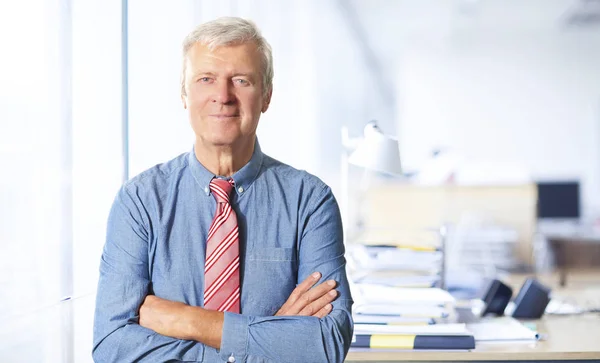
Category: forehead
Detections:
[{"x1": 185, "y1": 42, "x2": 262, "y2": 75}]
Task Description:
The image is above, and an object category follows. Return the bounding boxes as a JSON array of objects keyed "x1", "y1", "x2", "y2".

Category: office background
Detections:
[{"x1": 1, "y1": 0, "x2": 600, "y2": 361}]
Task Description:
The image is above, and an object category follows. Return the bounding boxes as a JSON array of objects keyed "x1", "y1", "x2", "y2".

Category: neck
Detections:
[{"x1": 194, "y1": 137, "x2": 255, "y2": 177}]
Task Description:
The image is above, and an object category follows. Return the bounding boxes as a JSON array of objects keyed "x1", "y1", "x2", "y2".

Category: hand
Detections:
[
  {"x1": 139, "y1": 295, "x2": 198, "y2": 341},
  {"x1": 275, "y1": 272, "x2": 338, "y2": 318}
]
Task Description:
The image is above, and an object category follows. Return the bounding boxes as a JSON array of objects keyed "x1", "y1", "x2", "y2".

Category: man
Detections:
[{"x1": 93, "y1": 17, "x2": 353, "y2": 363}]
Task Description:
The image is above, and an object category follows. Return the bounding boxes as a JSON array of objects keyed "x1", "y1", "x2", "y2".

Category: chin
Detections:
[{"x1": 204, "y1": 133, "x2": 243, "y2": 147}]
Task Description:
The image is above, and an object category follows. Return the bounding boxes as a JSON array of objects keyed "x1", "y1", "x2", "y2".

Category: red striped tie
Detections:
[{"x1": 203, "y1": 178, "x2": 240, "y2": 313}]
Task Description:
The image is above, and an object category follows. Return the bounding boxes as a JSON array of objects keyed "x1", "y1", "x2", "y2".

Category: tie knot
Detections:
[{"x1": 210, "y1": 178, "x2": 234, "y2": 203}]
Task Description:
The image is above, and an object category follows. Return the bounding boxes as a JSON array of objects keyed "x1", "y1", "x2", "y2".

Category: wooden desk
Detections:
[
  {"x1": 546, "y1": 233, "x2": 600, "y2": 287},
  {"x1": 346, "y1": 271, "x2": 600, "y2": 362},
  {"x1": 346, "y1": 315, "x2": 600, "y2": 361}
]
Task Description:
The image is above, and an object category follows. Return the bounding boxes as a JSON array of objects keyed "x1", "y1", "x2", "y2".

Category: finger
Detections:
[
  {"x1": 298, "y1": 289, "x2": 338, "y2": 316},
  {"x1": 278, "y1": 272, "x2": 321, "y2": 314},
  {"x1": 313, "y1": 304, "x2": 333, "y2": 319},
  {"x1": 289, "y1": 280, "x2": 336, "y2": 314}
]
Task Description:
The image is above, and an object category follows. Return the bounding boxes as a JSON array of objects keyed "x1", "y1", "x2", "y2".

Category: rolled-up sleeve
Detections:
[
  {"x1": 92, "y1": 186, "x2": 206, "y2": 362},
  {"x1": 217, "y1": 186, "x2": 354, "y2": 363},
  {"x1": 95, "y1": 183, "x2": 352, "y2": 363}
]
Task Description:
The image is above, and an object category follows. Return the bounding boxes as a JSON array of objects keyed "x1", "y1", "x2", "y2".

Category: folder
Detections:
[{"x1": 351, "y1": 334, "x2": 475, "y2": 350}]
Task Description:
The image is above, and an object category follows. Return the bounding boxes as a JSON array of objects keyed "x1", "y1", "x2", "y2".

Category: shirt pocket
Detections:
[{"x1": 242, "y1": 247, "x2": 298, "y2": 315}]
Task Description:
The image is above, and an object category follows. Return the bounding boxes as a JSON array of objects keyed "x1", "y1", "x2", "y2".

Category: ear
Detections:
[
  {"x1": 181, "y1": 93, "x2": 187, "y2": 109},
  {"x1": 261, "y1": 87, "x2": 272, "y2": 113}
]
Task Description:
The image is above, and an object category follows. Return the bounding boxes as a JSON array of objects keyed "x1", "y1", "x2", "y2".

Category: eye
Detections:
[
  {"x1": 234, "y1": 78, "x2": 249, "y2": 86},
  {"x1": 198, "y1": 77, "x2": 212, "y2": 83}
]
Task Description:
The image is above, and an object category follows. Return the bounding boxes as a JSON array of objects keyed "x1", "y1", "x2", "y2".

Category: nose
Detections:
[{"x1": 212, "y1": 80, "x2": 235, "y2": 105}]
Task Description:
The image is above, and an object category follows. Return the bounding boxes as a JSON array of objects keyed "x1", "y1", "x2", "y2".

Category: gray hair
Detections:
[{"x1": 181, "y1": 17, "x2": 273, "y2": 97}]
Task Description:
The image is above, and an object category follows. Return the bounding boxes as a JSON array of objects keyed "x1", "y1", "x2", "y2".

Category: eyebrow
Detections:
[
  {"x1": 190, "y1": 71, "x2": 258, "y2": 81},
  {"x1": 192, "y1": 71, "x2": 217, "y2": 78},
  {"x1": 232, "y1": 73, "x2": 254, "y2": 78}
]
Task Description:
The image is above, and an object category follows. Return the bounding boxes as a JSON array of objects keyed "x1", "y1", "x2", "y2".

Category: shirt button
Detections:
[
  {"x1": 237, "y1": 186, "x2": 244, "y2": 193},
  {"x1": 204, "y1": 186, "x2": 209, "y2": 194},
  {"x1": 227, "y1": 354, "x2": 235, "y2": 362}
]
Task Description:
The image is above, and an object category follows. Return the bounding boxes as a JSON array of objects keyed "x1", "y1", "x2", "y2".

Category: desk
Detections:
[
  {"x1": 346, "y1": 315, "x2": 600, "y2": 361},
  {"x1": 546, "y1": 232, "x2": 600, "y2": 286},
  {"x1": 346, "y1": 270, "x2": 600, "y2": 362}
]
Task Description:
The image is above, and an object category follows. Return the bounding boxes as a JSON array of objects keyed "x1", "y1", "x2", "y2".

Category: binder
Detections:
[{"x1": 351, "y1": 334, "x2": 475, "y2": 350}]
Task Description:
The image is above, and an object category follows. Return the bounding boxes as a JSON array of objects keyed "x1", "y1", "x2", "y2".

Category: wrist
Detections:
[{"x1": 185, "y1": 305, "x2": 225, "y2": 348}]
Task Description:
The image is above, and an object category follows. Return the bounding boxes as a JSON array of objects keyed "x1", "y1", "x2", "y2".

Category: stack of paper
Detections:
[
  {"x1": 347, "y1": 242, "x2": 444, "y2": 291},
  {"x1": 347, "y1": 232, "x2": 474, "y2": 350},
  {"x1": 352, "y1": 284, "x2": 456, "y2": 319},
  {"x1": 348, "y1": 245, "x2": 442, "y2": 272}
]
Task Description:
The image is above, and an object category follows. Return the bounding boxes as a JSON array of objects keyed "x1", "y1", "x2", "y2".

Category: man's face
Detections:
[{"x1": 182, "y1": 42, "x2": 271, "y2": 147}]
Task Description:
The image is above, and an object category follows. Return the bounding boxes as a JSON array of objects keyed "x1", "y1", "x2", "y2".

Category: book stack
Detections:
[
  {"x1": 350, "y1": 284, "x2": 475, "y2": 349},
  {"x1": 347, "y1": 229, "x2": 475, "y2": 350}
]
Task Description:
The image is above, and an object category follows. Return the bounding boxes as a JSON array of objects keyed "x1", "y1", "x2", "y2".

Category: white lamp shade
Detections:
[{"x1": 347, "y1": 123, "x2": 402, "y2": 176}]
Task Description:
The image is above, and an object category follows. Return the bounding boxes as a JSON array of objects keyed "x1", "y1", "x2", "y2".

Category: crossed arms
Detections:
[{"x1": 92, "y1": 185, "x2": 353, "y2": 362}]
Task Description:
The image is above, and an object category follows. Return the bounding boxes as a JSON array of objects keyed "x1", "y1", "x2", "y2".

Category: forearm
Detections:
[
  {"x1": 139, "y1": 299, "x2": 352, "y2": 363},
  {"x1": 93, "y1": 322, "x2": 205, "y2": 362},
  {"x1": 218, "y1": 302, "x2": 353, "y2": 363}
]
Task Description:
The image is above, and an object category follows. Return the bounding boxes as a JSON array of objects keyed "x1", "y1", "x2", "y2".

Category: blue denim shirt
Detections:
[{"x1": 93, "y1": 141, "x2": 353, "y2": 363}]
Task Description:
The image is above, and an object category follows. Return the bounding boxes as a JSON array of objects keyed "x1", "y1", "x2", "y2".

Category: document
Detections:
[
  {"x1": 467, "y1": 316, "x2": 539, "y2": 341},
  {"x1": 354, "y1": 284, "x2": 455, "y2": 305},
  {"x1": 354, "y1": 323, "x2": 468, "y2": 336},
  {"x1": 354, "y1": 303, "x2": 450, "y2": 318},
  {"x1": 353, "y1": 314, "x2": 435, "y2": 325}
]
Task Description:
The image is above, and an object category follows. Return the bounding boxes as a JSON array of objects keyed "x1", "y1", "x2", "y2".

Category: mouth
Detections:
[{"x1": 210, "y1": 114, "x2": 239, "y2": 119}]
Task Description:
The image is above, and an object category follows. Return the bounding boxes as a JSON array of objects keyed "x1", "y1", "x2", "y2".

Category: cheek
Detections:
[
  {"x1": 187, "y1": 85, "x2": 211, "y2": 104},
  {"x1": 239, "y1": 94, "x2": 263, "y2": 114},
  {"x1": 188, "y1": 94, "x2": 211, "y2": 112}
]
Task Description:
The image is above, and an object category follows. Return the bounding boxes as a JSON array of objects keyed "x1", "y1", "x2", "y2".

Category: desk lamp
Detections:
[{"x1": 341, "y1": 121, "x2": 402, "y2": 242}]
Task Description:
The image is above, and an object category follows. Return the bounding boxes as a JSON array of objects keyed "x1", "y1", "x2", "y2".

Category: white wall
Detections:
[
  {"x1": 344, "y1": 0, "x2": 600, "y2": 218},
  {"x1": 126, "y1": 0, "x2": 600, "y2": 218},
  {"x1": 397, "y1": 32, "x2": 600, "y2": 218}
]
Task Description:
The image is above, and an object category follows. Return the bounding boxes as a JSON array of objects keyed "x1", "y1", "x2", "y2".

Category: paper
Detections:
[
  {"x1": 467, "y1": 316, "x2": 538, "y2": 341},
  {"x1": 354, "y1": 303, "x2": 450, "y2": 318},
  {"x1": 349, "y1": 245, "x2": 441, "y2": 271},
  {"x1": 354, "y1": 323, "x2": 468, "y2": 336},
  {"x1": 355, "y1": 274, "x2": 438, "y2": 287},
  {"x1": 353, "y1": 314, "x2": 434, "y2": 325},
  {"x1": 354, "y1": 285, "x2": 455, "y2": 305}
]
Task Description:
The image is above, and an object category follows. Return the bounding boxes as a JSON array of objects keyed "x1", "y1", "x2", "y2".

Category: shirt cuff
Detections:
[{"x1": 219, "y1": 312, "x2": 249, "y2": 362}]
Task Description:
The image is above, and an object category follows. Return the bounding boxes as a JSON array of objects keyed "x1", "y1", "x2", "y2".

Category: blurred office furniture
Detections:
[
  {"x1": 347, "y1": 226, "x2": 447, "y2": 290},
  {"x1": 537, "y1": 181, "x2": 580, "y2": 220},
  {"x1": 448, "y1": 215, "x2": 520, "y2": 275},
  {"x1": 341, "y1": 121, "x2": 402, "y2": 242},
  {"x1": 346, "y1": 269, "x2": 600, "y2": 362},
  {"x1": 536, "y1": 179, "x2": 600, "y2": 285},
  {"x1": 362, "y1": 183, "x2": 538, "y2": 267},
  {"x1": 348, "y1": 315, "x2": 600, "y2": 362},
  {"x1": 347, "y1": 227, "x2": 478, "y2": 350},
  {"x1": 536, "y1": 180, "x2": 600, "y2": 286},
  {"x1": 546, "y1": 230, "x2": 600, "y2": 286}
]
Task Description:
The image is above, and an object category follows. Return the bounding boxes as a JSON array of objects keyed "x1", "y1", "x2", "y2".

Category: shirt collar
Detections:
[{"x1": 188, "y1": 139, "x2": 264, "y2": 197}]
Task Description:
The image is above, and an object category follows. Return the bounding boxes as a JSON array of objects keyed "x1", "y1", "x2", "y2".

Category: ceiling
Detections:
[{"x1": 349, "y1": 0, "x2": 600, "y2": 36}]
